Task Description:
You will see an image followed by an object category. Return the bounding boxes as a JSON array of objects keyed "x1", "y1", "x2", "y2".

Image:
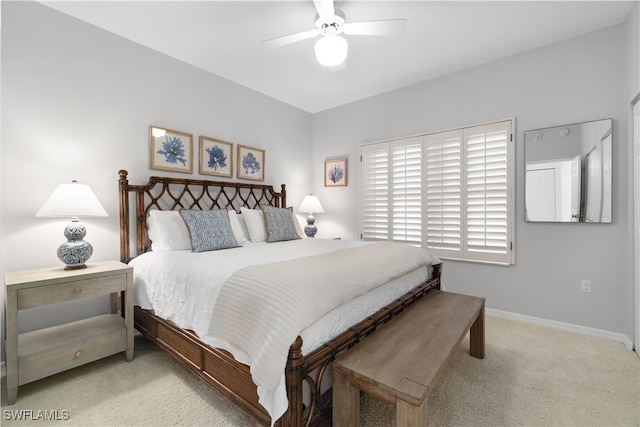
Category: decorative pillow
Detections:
[
  {"x1": 147, "y1": 210, "x2": 191, "y2": 252},
  {"x1": 227, "y1": 210, "x2": 250, "y2": 244},
  {"x1": 179, "y1": 209, "x2": 240, "y2": 252},
  {"x1": 262, "y1": 205, "x2": 301, "y2": 242},
  {"x1": 240, "y1": 207, "x2": 267, "y2": 242}
]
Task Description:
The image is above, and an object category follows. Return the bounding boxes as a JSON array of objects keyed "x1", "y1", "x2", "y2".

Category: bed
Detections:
[{"x1": 118, "y1": 170, "x2": 442, "y2": 427}]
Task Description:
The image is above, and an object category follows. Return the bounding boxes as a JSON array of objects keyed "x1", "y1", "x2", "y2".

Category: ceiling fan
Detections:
[{"x1": 261, "y1": 0, "x2": 406, "y2": 68}]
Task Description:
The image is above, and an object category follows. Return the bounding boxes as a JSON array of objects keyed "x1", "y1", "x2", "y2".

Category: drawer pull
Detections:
[
  {"x1": 74, "y1": 350, "x2": 83, "y2": 359},
  {"x1": 73, "y1": 288, "x2": 82, "y2": 294}
]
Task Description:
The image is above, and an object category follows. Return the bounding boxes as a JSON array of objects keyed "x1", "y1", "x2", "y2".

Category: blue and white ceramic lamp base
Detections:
[
  {"x1": 304, "y1": 214, "x2": 318, "y2": 238},
  {"x1": 58, "y1": 220, "x2": 93, "y2": 270}
]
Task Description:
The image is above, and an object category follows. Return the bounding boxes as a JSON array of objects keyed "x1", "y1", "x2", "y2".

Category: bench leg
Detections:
[
  {"x1": 332, "y1": 367, "x2": 359, "y2": 427},
  {"x1": 396, "y1": 398, "x2": 428, "y2": 427},
  {"x1": 469, "y1": 304, "x2": 485, "y2": 359}
]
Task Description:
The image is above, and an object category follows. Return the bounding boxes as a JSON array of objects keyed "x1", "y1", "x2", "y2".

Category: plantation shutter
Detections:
[
  {"x1": 360, "y1": 119, "x2": 514, "y2": 265},
  {"x1": 464, "y1": 122, "x2": 512, "y2": 263},
  {"x1": 424, "y1": 130, "x2": 463, "y2": 258},
  {"x1": 392, "y1": 138, "x2": 422, "y2": 244},
  {"x1": 361, "y1": 143, "x2": 390, "y2": 240}
]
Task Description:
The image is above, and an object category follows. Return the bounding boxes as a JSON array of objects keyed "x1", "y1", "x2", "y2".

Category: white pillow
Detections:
[
  {"x1": 240, "y1": 207, "x2": 267, "y2": 242},
  {"x1": 294, "y1": 214, "x2": 305, "y2": 238},
  {"x1": 227, "y1": 211, "x2": 250, "y2": 244},
  {"x1": 147, "y1": 210, "x2": 191, "y2": 252}
]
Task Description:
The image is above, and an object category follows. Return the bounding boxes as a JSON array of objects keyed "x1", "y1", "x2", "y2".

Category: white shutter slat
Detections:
[
  {"x1": 463, "y1": 122, "x2": 512, "y2": 262},
  {"x1": 391, "y1": 138, "x2": 422, "y2": 243},
  {"x1": 361, "y1": 144, "x2": 390, "y2": 241},
  {"x1": 424, "y1": 130, "x2": 462, "y2": 254}
]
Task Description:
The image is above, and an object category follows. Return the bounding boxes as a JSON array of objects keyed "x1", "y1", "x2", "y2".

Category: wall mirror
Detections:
[{"x1": 524, "y1": 118, "x2": 612, "y2": 223}]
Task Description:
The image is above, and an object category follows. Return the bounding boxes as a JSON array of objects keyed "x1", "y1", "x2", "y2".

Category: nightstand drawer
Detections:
[
  {"x1": 18, "y1": 315, "x2": 127, "y2": 385},
  {"x1": 17, "y1": 274, "x2": 127, "y2": 309}
]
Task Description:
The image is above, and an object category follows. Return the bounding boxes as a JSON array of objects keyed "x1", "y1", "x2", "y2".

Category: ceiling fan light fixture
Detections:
[{"x1": 314, "y1": 35, "x2": 348, "y2": 67}]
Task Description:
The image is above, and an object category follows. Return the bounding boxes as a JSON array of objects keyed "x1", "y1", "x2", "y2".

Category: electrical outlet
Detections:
[{"x1": 580, "y1": 279, "x2": 592, "y2": 294}]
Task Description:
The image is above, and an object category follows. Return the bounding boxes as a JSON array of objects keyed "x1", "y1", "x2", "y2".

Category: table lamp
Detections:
[
  {"x1": 35, "y1": 180, "x2": 108, "y2": 269},
  {"x1": 298, "y1": 195, "x2": 324, "y2": 238}
]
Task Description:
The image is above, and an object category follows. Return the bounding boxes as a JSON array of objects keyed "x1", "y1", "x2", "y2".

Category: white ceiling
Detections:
[{"x1": 40, "y1": 1, "x2": 635, "y2": 113}]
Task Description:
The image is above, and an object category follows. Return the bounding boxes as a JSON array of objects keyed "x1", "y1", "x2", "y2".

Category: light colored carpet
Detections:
[{"x1": 2, "y1": 315, "x2": 638, "y2": 426}]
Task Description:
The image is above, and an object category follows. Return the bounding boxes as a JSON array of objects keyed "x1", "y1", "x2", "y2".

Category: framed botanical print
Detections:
[
  {"x1": 237, "y1": 144, "x2": 265, "y2": 181},
  {"x1": 325, "y1": 158, "x2": 347, "y2": 187},
  {"x1": 149, "y1": 126, "x2": 193, "y2": 173},
  {"x1": 199, "y1": 136, "x2": 233, "y2": 178}
]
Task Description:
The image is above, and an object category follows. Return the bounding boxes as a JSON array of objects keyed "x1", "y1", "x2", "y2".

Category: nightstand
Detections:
[{"x1": 4, "y1": 260, "x2": 134, "y2": 404}]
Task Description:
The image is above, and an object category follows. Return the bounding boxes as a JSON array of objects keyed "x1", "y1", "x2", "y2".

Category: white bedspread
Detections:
[{"x1": 129, "y1": 239, "x2": 439, "y2": 424}]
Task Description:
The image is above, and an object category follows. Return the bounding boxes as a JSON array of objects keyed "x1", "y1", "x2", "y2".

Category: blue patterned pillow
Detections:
[
  {"x1": 262, "y1": 205, "x2": 301, "y2": 243},
  {"x1": 179, "y1": 209, "x2": 240, "y2": 252}
]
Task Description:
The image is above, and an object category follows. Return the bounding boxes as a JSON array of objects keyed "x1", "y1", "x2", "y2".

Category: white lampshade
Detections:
[
  {"x1": 298, "y1": 195, "x2": 324, "y2": 214},
  {"x1": 36, "y1": 181, "x2": 108, "y2": 270},
  {"x1": 36, "y1": 181, "x2": 108, "y2": 218},
  {"x1": 314, "y1": 35, "x2": 348, "y2": 67}
]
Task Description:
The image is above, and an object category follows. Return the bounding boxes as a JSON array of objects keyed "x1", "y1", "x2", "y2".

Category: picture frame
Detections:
[
  {"x1": 237, "y1": 144, "x2": 265, "y2": 181},
  {"x1": 325, "y1": 158, "x2": 348, "y2": 187},
  {"x1": 199, "y1": 136, "x2": 233, "y2": 178},
  {"x1": 149, "y1": 126, "x2": 193, "y2": 173}
]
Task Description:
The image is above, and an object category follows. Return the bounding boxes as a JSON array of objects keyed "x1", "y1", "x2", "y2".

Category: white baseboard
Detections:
[{"x1": 487, "y1": 308, "x2": 634, "y2": 351}]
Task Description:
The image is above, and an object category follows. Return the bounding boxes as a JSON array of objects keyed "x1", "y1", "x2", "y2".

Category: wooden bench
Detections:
[{"x1": 332, "y1": 290, "x2": 485, "y2": 426}]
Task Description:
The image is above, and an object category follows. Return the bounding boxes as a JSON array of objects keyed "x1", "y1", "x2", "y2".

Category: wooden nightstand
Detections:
[{"x1": 4, "y1": 260, "x2": 134, "y2": 404}]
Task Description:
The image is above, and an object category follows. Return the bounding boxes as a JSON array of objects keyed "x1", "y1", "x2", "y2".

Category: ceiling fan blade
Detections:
[
  {"x1": 313, "y1": 0, "x2": 335, "y2": 20},
  {"x1": 261, "y1": 29, "x2": 319, "y2": 49},
  {"x1": 343, "y1": 19, "x2": 407, "y2": 36}
]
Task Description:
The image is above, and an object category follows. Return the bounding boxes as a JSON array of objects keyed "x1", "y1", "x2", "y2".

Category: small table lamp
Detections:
[
  {"x1": 35, "y1": 180, "x2": 108, "y2": 270},
  {"x1": 298, "y1": 195, "x2": 324, "y2": 238}
]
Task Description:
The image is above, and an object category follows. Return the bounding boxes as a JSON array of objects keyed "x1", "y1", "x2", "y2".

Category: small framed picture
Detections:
[
  {"x1": 199, "y1": 136, "x2": 233, "y2": 178},
  {"x1": 325, "y1": 158, "x2": 348, "y2": 187},
  {"x1": 149, "y1": 126, "x2": 193, "y2": 173},
  {"x1": 237, "y1": 144, "x2": 265, "y2": 181}
]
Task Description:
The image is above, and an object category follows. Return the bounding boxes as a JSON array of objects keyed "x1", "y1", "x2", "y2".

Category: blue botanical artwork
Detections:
[
  {"x1": 237, "y1": 145, "x2": 264, "y2": 181},
  {"x1": 242, "y1": 152, "x2": 261, "y2": 175},
  {"x1": 150, "y1": 126, "x2": 192, "y2": 173},
  {"x1": 206, "y1": 145, "x2": 227, "y2": 170},
  {"x1": 157, "y1": 136, "x2": 187, "y2": 166},
  {"x1": 328, "y1": 164, "x2": 344, "y2": 184},
  {"x1": 325, "y1": 159, "x2": 347, "y2": 186}
]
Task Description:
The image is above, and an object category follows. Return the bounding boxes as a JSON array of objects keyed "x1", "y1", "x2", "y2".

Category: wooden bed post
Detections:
[
  {"x1": 279, "y1": 336, "x2": 303, "y2": 427},
  {"x1": 135, "y1": 191, "x2": 147, "y2": 256},
  {"x1": 118, "y1": 170, "x2": 131, "y2": 263},
  {"x1": 280, "y1": 184, "x2": 287, "y2": 208},
  {"x1": 434, "y1": 263, "x2": 442, "y2": 290}
]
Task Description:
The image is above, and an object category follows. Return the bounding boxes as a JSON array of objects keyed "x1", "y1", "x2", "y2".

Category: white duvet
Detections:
[{"x1": 129, "y1": 238, "x2": 437, "y2": 424}]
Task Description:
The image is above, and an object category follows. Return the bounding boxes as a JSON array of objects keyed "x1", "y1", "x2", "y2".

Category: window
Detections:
[{"x1": 360, "y1": 119, "x2": 515, "y2": 265}]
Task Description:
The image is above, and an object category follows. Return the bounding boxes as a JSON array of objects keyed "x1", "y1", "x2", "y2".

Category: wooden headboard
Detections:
[{"x1": 117, "y1": 170, "x2": 286, "y2": 263}]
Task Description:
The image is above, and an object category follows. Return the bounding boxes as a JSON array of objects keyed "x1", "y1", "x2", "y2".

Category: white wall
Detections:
[
  {"x1": 312, "y1": 24, "x2": 634, "y2": 341},
  {"x1": 0, "y1": 2, "x2": 312, "y2": 359}
]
